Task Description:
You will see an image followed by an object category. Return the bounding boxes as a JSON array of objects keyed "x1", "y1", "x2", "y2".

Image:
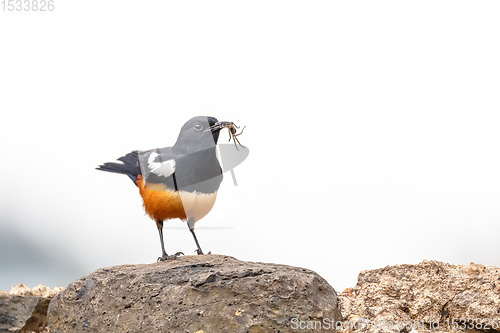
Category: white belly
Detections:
[{"x1": 178, "y1": 191, "x2": 218, "y2": 222}]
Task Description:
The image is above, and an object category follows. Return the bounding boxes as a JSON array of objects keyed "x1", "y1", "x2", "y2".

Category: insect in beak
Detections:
[
  {"x1": 206, "y1": 121, "x2": 246, "y2": 150},
  {"x1": 226, "y1": 123, "x2": 246, "y2": 151}
]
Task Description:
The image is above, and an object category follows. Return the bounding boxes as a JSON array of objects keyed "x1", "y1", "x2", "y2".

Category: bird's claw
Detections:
[
  {"x1": 158, "y1": 252, "x2": 184, "y2": 261},
  {"x1": 195, "y1": 250, "x2": 212, "y2": 255}
]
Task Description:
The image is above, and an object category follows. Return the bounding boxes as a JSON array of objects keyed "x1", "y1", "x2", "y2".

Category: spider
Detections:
[
  {"x1": 226, "y1": 123, "x2": 246, "y2": 150},
  {"x1": 207, "y1": 121, "x2": 246, "y2": 150}
]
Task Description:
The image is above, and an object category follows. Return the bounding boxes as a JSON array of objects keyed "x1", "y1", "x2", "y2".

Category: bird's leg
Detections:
[
  {"x1": 158, "y1": 224, "x2": 168, "y2": 259},
  {"x1": 156, "y1": 220, "x2": 184, "y2": 261},
  {"x1": 187, "y1": 218, "x2": 205, "y2": 255}
]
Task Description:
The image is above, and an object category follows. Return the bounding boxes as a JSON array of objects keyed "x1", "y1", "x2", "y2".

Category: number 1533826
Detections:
[{"x1": 2, "y1": 0, "x2": 54, "y2": 11}]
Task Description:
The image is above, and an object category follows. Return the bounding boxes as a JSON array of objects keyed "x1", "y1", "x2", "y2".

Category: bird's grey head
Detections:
[{"x1": 173, "y1": 116, "x2": 223, "y2": 153}]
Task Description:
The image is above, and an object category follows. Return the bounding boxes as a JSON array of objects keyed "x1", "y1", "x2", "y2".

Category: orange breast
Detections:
[{"x1": 136, "y1": 175, "x2": 187, "y2": 221}]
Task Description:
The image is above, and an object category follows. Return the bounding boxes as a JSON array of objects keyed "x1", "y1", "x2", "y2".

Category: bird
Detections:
[{"x1": 96, "y1": 116, "x2": 234, "y2": 261}]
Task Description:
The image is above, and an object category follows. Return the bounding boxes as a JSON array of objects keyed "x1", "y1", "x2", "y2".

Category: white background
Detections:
[{"x1": 1, "y1": 1, "x2": 499, "y2": 292}]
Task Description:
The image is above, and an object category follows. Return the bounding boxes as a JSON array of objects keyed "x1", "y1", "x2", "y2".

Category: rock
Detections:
[
  {"x1": 0, "y1": 284, "x2": 63, "y2": 333},
  {"x1": 8, "y1": 284, "x2": 63, "y2": 299},
  {"x1": 48, "y1": 255, "x2": 341, "y2": 333},
  {"x1": 339, "y1": 260, "x2": 500, "y2": 333},
  {"x1": 0, "y1": 292, "x2": 39, "y2": 333}
]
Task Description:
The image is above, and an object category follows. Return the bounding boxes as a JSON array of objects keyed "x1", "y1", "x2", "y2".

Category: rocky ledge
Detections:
[
  {"x1": 0, "y1": 284, "x2": 63, "y2": 333},
  {"x1": 3, "y1": 258, "x2": 499, "y2": 333},
  {"x1": 48, "y1": 255, "x2": 341, "y2": 332},
  {"x1": 340, "y1": 260, "x2": 500, "y2": 333}
]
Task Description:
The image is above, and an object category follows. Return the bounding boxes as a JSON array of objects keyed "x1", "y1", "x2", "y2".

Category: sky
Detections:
[{"x1": 1, "y1": 1, "x2": 499, "y2": 293}]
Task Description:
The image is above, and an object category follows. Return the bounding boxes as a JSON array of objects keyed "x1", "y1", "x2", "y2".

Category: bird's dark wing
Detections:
[
  {"x1": 138, "y1": 147, "x2": 179, "y2": 191},
  {"x1": 139, "y1": 147, "x2": 223, "y2": 194}
]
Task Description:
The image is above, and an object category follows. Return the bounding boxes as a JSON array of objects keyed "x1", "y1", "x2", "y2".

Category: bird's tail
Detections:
[{"x1": 96, "y1": 151, "x2": 141, "y2": 185}]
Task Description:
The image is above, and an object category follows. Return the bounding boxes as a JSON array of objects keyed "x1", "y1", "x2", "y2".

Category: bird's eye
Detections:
[{"x1": 194, "y1": 123, "x2": 203, "y2": 132}]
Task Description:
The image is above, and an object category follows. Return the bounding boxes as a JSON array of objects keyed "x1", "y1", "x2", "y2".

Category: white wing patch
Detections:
[{"x1": 148, "y1": 151, "x2": 176, "y2": 177}]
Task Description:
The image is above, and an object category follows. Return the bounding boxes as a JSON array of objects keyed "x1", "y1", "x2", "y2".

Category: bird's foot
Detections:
[
  {"x1": 157, "y1": 252, "x2": 184, "y2": 261},
  {"x1": 195, "y1": 250, "x2": 212, "y2": 255}
]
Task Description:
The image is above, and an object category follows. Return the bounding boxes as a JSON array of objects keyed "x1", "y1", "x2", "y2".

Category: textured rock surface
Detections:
[
  {"x1": 339, "y1": 260, "x2": 500, "y2": 333},
  {"x1": 48, "y1": 255, "x2": 341, "y2": 333},
  {"x1": 0, "y1": 284, "x2": 62, "y2": 333},
  {"x1": 0, "y1": 293, "x2": 39, "y2": 333}
]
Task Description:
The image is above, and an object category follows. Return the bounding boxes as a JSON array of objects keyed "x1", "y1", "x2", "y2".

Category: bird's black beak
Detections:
[{"x1": 205, "y1": 121, "x2": 233, "y2": 132}]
